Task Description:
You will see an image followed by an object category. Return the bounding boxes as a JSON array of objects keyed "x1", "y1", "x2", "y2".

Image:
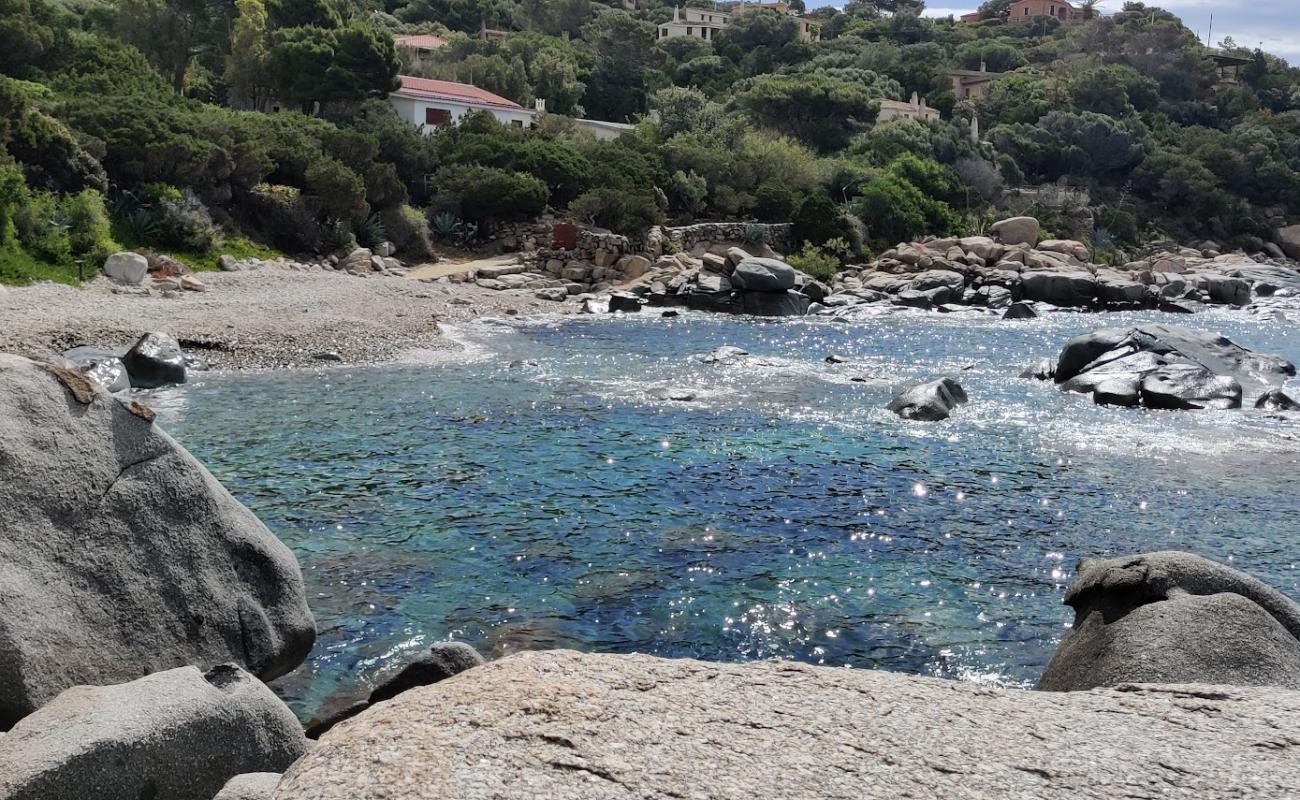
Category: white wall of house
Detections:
[{"x1": 390, "y1": 94, "x2": 536, "y2": 133}]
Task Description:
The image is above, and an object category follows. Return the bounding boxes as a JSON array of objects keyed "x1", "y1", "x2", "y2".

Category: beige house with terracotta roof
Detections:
[{"x1": 877, "y1": 92, "x2": 941, "y2": 124}]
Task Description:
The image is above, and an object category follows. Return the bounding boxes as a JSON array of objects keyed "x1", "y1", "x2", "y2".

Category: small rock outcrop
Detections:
[
  {"x1": 886, "y1": 378, "x2": 968, "y2": 421},
  {"x1": 306, "y1": 642, "x2": 487, "y2": 738},
  {"x1": 1039, "y1": 552, "x2": 1300, "y2": 692},
  {"x1": 103, "y1": 252, "x2": 149, "y2": 286},
  {"x1": 62, "y1": 345, "x2": 130, "y2": 393},
  {"x1": 1051, "y1": 324, "x2": 1294, "y2": 410},
  {"x1": 274, "y1": 650, "x2": 1300, "y2": 800},
  {"x1": 0, "y1": 354, "x2": 315, "y2": 728},
  {"x1": 0, "y1": 665, "x2": 306, "y2": 800}
]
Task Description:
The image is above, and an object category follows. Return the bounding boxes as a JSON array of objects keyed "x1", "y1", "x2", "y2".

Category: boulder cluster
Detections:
[
  {"x1": 103, "y1": 251, "x2": 209, "y2": 296},
  {"x1": 60, "y1": 331, "x2": 209, "y2": 392},
  {"x1": 1030, "y1": 323, "x2": 1297, "y2": 410},
  {"x1": 824, "y1": 216, "x2": 1300, "y2": 317}
]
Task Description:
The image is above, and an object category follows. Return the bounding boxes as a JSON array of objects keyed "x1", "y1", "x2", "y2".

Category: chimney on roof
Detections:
[
  {"x1": 980, "y1": 60, "x2": 987, "y2": 73},
  {"x1": 910, "y1": 91, "x2": 919, "y2": 106},
  {"x1": 535, "y1": 98, "x2": 546, "y2": 113},
  {"x1": 674, "y1": 5, "x2": 680, "y2": 21}
]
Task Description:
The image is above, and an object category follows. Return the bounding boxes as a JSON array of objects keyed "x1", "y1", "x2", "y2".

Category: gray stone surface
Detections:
[
  {"x1": 1054, "y1": 324, "x2": 1295, "y2": 408},
  {"x1": 1275, "y1": 224, "x2": 1300, "y2": 261},
  {"x1": 276, "y1": 649, "x2": 1300, "y2": 800},
  {"x1": 102, "y1": 252, "x2": 148, "y2": 285},
  {"x1": 886, "y1": 377, "x2": 968, "y2": 421},
  {"x1": 1039, "y1": 551, "x2": 1300, "y2": 692},
  {"x1": 0, "y1": 354, "x2": 315, "y2": 728},
  {"x1": 0, "y1": 665, "x2": 306, "y2": 800},
  {"x1": 1021, "y1": 271, "x2": 1096, "y2": 306},
  {"x1": 989, "y1": 216, "x2": 1040, "y2": 246},
  {"x1": 214, "y1": 773, "x2": 283, "y2": 800},
  {"x1": 122, "y1": 331, "x2": 188, "y2": 388},
  {"x1": 370, "y1": 642, "x2": 486, "y2": 705},
  {"x1": 731, "y1": 258, "x2": 797, "y2": 292}
]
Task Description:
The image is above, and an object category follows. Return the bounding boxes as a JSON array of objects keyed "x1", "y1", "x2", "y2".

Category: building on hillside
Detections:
[
  {"x1": 962, "y1": 0, "x2": 1085, "y2": 23},
  {"x1": 1205, "y1": 51, "x2": 1253, "y2": 87},
  {"x1": 389, "y1": 76, "x2": 536, "y2": 131},
  {"x1": 657, "y1": 4, "x2": 820, "y2": 43},
  {"x1": 950, "y1": 62, "x2": 1009, "y2": 102},
  {"x1": 394, "y1": 34, "x2": 448, "y2": 53},
  {"x1": 572, "y1": 118, "x2": 638, "y2": 140},
  {"x1": 876, "y1": 92, "x2": 941, "y2": 124}
]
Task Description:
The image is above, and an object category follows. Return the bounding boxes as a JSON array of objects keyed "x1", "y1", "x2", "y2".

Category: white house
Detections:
[
  {"x1": 658, "y1": 6, "x2": 732, "y2": 42},
  {"x1": 388, "y1": 76, "x2": 536, "y2": 131},
  {"x1": 876, "y1": 92, "x2": 941, "y2": 124}
]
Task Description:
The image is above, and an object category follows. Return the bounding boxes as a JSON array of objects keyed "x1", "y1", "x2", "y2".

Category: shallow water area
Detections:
[{"x1": 150, "y1": 308, "x2": 1300, "y2": 720}]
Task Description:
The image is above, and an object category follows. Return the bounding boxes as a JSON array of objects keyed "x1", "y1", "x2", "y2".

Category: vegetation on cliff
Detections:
[{"x1": 2, "y1": 0, "x2": 1300, "y2": 283}]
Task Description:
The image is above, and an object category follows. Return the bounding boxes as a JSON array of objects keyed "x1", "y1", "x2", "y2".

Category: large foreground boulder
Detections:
[
  {"x1": 886, "y1": 378, "x2": 968, "y2": 421},
  {"x1": 989, "y1": 216, "x2": 1040, "y2": 246},
  {"x1": 122, "y1": 331, "x2": 188, "y2": 388},
  {"x1": 0, "y1": 664, "x2": 306, "y2": 800},
  {"x1": 276, "y1": 650, "x2": 1300, "y2": 800},
  {"x1": 1052, "y1": 324, "x2": 1294, "y2": 410},
  {"x1": 102, "y1": 252, "x2": 148, "y2": 286},
  {"x1": 1039, "y1": 552, "x2": 1300, "y2": 692},
  {"x1": 731, "y1": 257, "x2": 797, "y2": 292},
  {"x1": 0, "y1": 354, "x2": 315, "y2": 728}
]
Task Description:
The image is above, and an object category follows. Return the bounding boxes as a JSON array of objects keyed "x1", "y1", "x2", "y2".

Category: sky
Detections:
[{"x1": 916, "y1": 0, "x2": 1300, "y2": 65}]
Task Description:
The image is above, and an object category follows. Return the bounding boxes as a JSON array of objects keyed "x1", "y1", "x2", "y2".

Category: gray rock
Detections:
[
  {"x1": 535, "y1": 287, "x2": 568, "y2": 302},
  {"x1": 0, "y1": 664, "x2": 306, "y2": 800},
  {"x1": 102, "y1": 252, "x2": 148, "y2": 286},
  {"x1": 695, "y1": 273, "x2": 732, "y2": 294},
  {"x1": 1002, "y1": 301, "x2": 1037, "y2": 320},
  {"x1": 274, "y1": 649, "x2": 1300, "y2": 800},
  {"x1": 340, "y1": 248, "x2": 373, "y2": 274},
  {"x1": 608, "y1": 292, "x2": 643, "y2": 313},
  {"x1": 1202, "y1": 275, "x2": 1250, "y2": 306},
  {"x1": 886, "y1": 378, "x2": 968, "y2": 422},
  {"x1": 122, "y1": 331, "x2": 188, "y2": 388},
  {"x1": 989, "y1": 216, "x2": 1040, "y2": 247},
  {"x1": 1092, "y1": 376, "x2": 1140, "y2": 407},
  {"x1": 1139, "y1": 365, "x2": 1242, "y2": 410},
  {"x1": 0, "y1": 355, "x2": 314, "y2": 728},
  {"x1": 370, "y1": 642, "x2": 486, "y2": 705},
  {"x1": 1275, "y1": 224, "x2": 1300, "y2": 261},
  {"x1": 910, "y1": 269, "x2": 964, "y2": 297},
  {"x1": 1039, "y1": 552, "x2": 1300, "y2": 692},
  {"x1": 1019, "y1": 358, "x2": 1054, "y2": 381},
  {"x1": 213, "y1": 773, "x2": 282, "y2": 800},
  {"x1": 1255, "y1": 389, "x2": 1300, "y2": 411},
  {"x1": 892, "y1": 289, "x2": 934, "y2": 309},
  {"x1": 731, "y1": 258, "x2": 796, "y2": 292},
  {"x1": 63, "y1": 346, "x2": 131, "y2": 393},
  {"x1": 218, "y1": 254, "x2": 239, "y2": 271},
  {"x1": 375, "y1": 241, "x2": 396, "y2": 257},
  {"x1": 736, "y1": 289, "x2": 809, "y2": 317},
  {"x1": 475, "y1": 278, "x2": 506, "y2": 291},
  {"x1": 1021, "y1": 271, "x2": 1096, "y2": 306},
  {"x1": 1054, "y1": 324, "x2": 1295, "y2": 397}
]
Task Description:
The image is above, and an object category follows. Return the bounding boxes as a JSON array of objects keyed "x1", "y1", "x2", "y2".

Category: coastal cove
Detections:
[{"x1": 150, "y1": 309, "x2": 1300, "y2": 722}]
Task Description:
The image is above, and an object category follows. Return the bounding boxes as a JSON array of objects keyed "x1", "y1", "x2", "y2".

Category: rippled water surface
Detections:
[{"x1": 152, "y1": 308, "x2": 1300, "y2": 720}]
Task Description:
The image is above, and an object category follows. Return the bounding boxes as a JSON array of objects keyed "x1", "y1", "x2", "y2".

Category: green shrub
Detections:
[
  {"x1": 742, "y1": 223, "x2": 768, "y2": 245},
  {"x1": 792, "y1": 193, "x2": 851, "y2": 249},
  {"x1": 381, "y1": 204, "x2": 433, "y2": 259},
  {"x1": 0, "y1": 165, "x2": 26, "y2": 245},
  {"x1": 13, "y1": 190, "x2": 70, "y2": 263},
  {"x1": 64, "y1": 189, "x2": 116, "y2": 263},
  {"x1": 752, "y1": 181, "x2": 795, "y2": 221},
  {"x1": 243, "y1": 183, "x2": 323, "y2": 253},
  {"x1": 787, "y1": 241, "x2": 840, "y2": 283},
  {"x1": 571, "y1": 189, "x2": 662, "y2": 237},
  {"x1": 431, "y1": 164, "x2": 548, "y2": 230}
]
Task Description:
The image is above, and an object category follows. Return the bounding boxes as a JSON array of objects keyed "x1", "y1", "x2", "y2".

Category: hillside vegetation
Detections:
[{"x1": 2, "y1": 0, "x2": 1299, "y2": 284}]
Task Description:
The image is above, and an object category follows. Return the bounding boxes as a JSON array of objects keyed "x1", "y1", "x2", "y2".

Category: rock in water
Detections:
[
  {"x1": 213, "y1": 773, "x2": 282, "y2": 800},
  {"x1": 1256, "y1": 389, "x2": 1300, "y2": 411},
  {"x1": 607, "y1": 292, "x2": 643, "y2": 313},
  {"x1": 370, "y1": 642, "x2": 486, "y2": 705},
  {"x1": 1002, "y1": 301, "x2": 1037, "y2": 320},
  {"x1": 275, "y1": 649, "x2": 1300, "y2": 800},
  {"x1": 62, "y1": 345, "x2": 130, "y2": 393},
  {"x1": 730, "y1": 258, "x2": 797, "y2": 292},
  {"x1": 0, "y1": 354, "x2": 315, "y2": 728},
  {"x1": 1039, "y1": 552, "x2": 1300, "y2": 692},
  {"x1": 102, "y1": 252, "x2": 148, "y2": 286},
  {"x1": 0, "y1": 665, "x2": 306, "y2": 800},
  {"x1": 696, "y1": 345, "x2": 749, "y2": 365},
  {"x1": 122, "y1": 331, "x2": 188, "y2": 388},
  {"x1": 736, "y1": 289, "x2": 809, "y2": 317},
  {"x1": 1053, "y1": 324, "x2": 1294, "y2": 411},
  {"x1": 886, "y1": 378, "x2": 968, "y2": 421},
  {"x1": 1092, "y1": 376, "x2": 1140, "y2": 407}
]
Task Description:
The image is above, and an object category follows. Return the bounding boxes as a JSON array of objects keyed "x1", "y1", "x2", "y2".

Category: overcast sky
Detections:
[{"x1": 915, "y1": 0, "x2": 1300, "y2": 65}]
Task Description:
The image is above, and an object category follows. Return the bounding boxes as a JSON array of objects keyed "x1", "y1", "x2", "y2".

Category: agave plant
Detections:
[
  {"x1": 429, "y1": 212, "x2": 463, "y2": 242},
  {"x1": 352, "y1": 213, "x2": 387, "y2": 249},
  {"x1": 119, "y1": 207, "x2": 160, "y2": 246},
  {"x1": 321, "y1": 218, "x2": 356, "y2": 253},
  {"x1": 742, "y1": 223, "x2": 769, "y2": 246}
]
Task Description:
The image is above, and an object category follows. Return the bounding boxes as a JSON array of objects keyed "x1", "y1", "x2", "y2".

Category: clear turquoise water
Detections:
[{"x1": 151, "y1": 309, "x2": 1300, "y2": 720}]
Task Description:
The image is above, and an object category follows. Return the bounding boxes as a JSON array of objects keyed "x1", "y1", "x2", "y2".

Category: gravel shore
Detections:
[{"x1": 0, "y1": 269, "x2": 579, "y2": 370}]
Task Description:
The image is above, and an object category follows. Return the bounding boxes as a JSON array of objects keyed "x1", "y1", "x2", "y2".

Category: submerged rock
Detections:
[
  {"x1": 886, "y1": 378, "x2": 968, "y2": 421},
  {"x1": 0, "y1": 354, "x2": 315, "y2": 728},
  {"x1": 1039, "y1": 551, "x2": 1300, "y2": 692},
  {"x1": 62, "y1": 345, "x2": 130, "y2": 393},
  {"x1": 0, "y1": 664, "x2": 306, "y2": 800},
  {"x1": 696, "y1": 345, "x2": 749, "y2": 365},
  {"x1": 608, "y1": 292, "x2": 643, "y2": 313},
  {"x1": 1002, "y1": 301, "x2": 1037, "y2": 320},
  {"x1": 1255, "y1": 389, "x2": 1300, "y2": 411},
  {"x1": 275, "y1": 649, "x2": 1300, "y2": 800}
]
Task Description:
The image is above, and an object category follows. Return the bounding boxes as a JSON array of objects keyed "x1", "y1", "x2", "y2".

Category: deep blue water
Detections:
[{"x1": 150, "y1": 308, "x2": 1300, "y2": 720}]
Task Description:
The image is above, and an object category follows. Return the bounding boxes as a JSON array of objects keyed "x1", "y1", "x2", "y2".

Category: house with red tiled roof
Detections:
[{"x1": 389, "y1": 76, "x2": 537, "y2": 130}]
